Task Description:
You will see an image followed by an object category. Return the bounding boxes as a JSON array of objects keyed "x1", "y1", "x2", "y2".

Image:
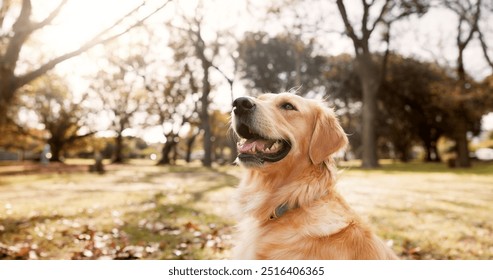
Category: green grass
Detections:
[{"x1": 0, "y1": 160, "x2": 492, "y2": 259}]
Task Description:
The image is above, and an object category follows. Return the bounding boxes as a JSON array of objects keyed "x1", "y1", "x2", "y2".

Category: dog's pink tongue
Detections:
[{"x1": 238, "y1": 139, "x2": 267, "y2": 154}]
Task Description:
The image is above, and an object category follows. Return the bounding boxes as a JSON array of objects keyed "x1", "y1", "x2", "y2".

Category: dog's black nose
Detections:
[{"x1": 233, "y1": 97, "x2": 256, "y2": 115}]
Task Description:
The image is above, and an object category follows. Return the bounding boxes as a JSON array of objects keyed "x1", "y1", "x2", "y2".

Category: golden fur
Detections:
[{"x1": 231, "y1": 93, "x2": 397, "y2": 260}]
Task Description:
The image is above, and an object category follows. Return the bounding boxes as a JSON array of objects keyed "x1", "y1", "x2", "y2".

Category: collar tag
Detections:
[{"x1": 270, "y1": 203, "x2": 291, "y2": 220}]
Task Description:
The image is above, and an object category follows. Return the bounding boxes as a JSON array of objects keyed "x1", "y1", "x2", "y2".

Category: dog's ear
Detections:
[{"x1": 309, "y1": 107, "x2": 348, "y2": 165}]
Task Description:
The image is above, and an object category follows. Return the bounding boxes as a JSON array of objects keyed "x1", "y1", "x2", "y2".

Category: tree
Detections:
[
  {"x1": 148, "y1": 65, "x2": 200, "y2": 165},
  {"x1": 211, "y1": 55, "x2": 238, "y2": 164},
  {"x1": 167, "y1": 3, "x2": 236, "y2": 167},
  {"x1": 11, "y1": 75, "x2": 95, "y2": 161},
  {"x1": 321, "y1": 53, "x2": 453, "y2": 162},
  {"x1": 442, "y1": 0, "x2": 493, "y2": 167},
  {"x1": 186, "y1": 16, "x2": 213, "y2": 167},
  {"x1": 335, "y1": 0, "x2": 428, "y2": 168},
  {"x1": 0, "y1": 0, "x2": 171, "y2": 119},
  {"x1": 90, "y1": 54, "x2": 148, "y2": 163},
  {"x1": 0, "y1": 117, "x2": 44, "y2": 160},
  {"x1": 318, "y1": 54, "x2": 362, "y2": 157},
  {"x1": 379, "y1": 55, "x2": 455, "y2": 162},
  {"x1": 210, "y1": 110, "x2": 236, "y2": 164},
  {"x1": 237, "y1": 32, "x2": 323, "y2": 95}
]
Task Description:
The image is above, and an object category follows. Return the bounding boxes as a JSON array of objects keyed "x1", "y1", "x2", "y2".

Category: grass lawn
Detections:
[
  {"x1": 338, "y1": 160, "x2": 493, "y2": 259},
  {"x1": 0, "y1": 160, "x2": 492, "y2": 259}
]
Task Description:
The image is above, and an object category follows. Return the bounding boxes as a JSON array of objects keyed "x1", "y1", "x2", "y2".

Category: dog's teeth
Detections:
[{"x1": 272, "y1": 142, "x2": 279, "y2": 151}]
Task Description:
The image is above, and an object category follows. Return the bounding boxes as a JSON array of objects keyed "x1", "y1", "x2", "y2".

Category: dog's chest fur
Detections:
[
  {"x1": 231, "y1": 170, "x2": 398, "y2": 260},
  {"x1": 232, "y1": 178, "x2": 355, "y2": 259}
]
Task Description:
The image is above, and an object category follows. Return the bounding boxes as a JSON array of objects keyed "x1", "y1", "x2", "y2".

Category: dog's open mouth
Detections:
[{"x1": 235, "y1": 123, "x2": 291, "y2": 164}]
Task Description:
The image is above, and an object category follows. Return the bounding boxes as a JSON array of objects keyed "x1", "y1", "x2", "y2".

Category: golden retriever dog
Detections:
[{"x1": 230, "y1": 92, "x2": 397, "y2": 260}]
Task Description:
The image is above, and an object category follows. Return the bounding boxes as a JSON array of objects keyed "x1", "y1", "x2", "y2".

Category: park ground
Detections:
[{"x1": 0, "y1": 159, "x2": 492, "y2": 260}]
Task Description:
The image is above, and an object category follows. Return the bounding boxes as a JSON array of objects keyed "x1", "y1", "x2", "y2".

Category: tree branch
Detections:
[
  {"x1": 16, "y1": 0, "x2": 172, "y2": 88},
  {"x1": 12, "y1": 0, "x2": 31, "y2": 32},
  {"x1": 66, "y1": 131, "x2": 97, "y2": 144},
  {"x1": 361, "y1": 0, "x2": 370, "y2": 39},
  {"x1": 4, "y1": 114, "x2": 46, "y2": 141},
  {"x1": 0, "y1": 0, "x2": 13, "y2": 30},
  {"x1": 368, "y1": 0, "x2": 391, "y2": 36},
  {"x1": 211, "y1": 64, "x2": 233, "y2": 86},
  {"x1": 459, "y1": 0, "x2": 481, "y2": 49},
  {"x1": 380, "y1": 21, "x2": 392, "y2": 85},
  {"x1": 478, "y1": 27, "x2": 493, "y2": 69},
  {"x1": 30, "y1": 0, "x2": 68, "y2": 31},
  {"x1": 335, "y1": 0, "x2": 361, "y2": 45},
  {"x1": 2, "y1": 0, "x2": 32, "y2": 71},
  {"x1": 211, "y1": 63, "x2": 235, "y2": 102}
]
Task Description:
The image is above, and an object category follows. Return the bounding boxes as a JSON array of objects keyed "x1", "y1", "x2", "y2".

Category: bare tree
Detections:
[
  {"x1": 477, "y1": 1, "x2": 493, "y2": 69},
  {"x1": 335, "y1": 0, "x2": 428, "y2": 168},
  {"x1": 91, "y1": 55, "x2": 148, "y2": 163},
  {"x1": 443, "y1": 0, "x2": 483, "y2": 167},
  {"x1": 194, "y1": 20, "x2": 214, "y2": 167},
  {"x1": 0, "y1": 0, "x2": 171, "y2": 119},
  {"x1": 167, "y1": 4, "x2": 235, "y2": 167},
  {"x1": 211, "y1": 59, "x2": 238, "y2": 163},
  {"x1": 147, "y1": 65, "x2": 200, "y2": 165}
]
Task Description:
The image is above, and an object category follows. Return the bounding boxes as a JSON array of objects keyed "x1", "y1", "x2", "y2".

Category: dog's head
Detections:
[{"x1": 231, "y1": 93, "x2": 347, "y2": 169}]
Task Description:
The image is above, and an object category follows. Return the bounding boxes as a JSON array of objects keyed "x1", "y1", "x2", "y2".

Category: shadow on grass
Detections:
[
  {"x1": 111, "y1": 166, "x2": 240, "y2": 187},
  {"x1": 120, "y1": 199, "x2": 234, "y2": 260},
  {"x1": 0, "y1": 213, "x2": 66, "y2": 235},
  {"x1": 0, "y1": 198, "x2": 234, "y2": 260}
]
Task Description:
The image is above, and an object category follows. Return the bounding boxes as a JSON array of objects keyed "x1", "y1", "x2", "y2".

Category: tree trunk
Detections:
[
  {"x1": 431, "y1": 141, "x2": 441, "y2": 162},
  {"x1": 185, "y1": 132, "x2": 199, "y2": 163},
  {"x1": 424, "y1": 139, "x2": 441, "y2": 162},
  {"x1": 48, "y1": 141, "x2": 63, "y2": 162},
  {"x1": 454, "y1": 57, "x2": 471, "y2": 168},
  {"x1": 451, "y1": 4, "x2": 477, "y2": 168},
  {"x1": 0, "y1": 76, "x2": 18, "y2": 118},
  {"x1": 157, "y1": 138, "x2": 176, "y2": 165},
  {"x1": 398, "y1": 153, "x2": 408, "y2": 163},
  {"x1": 201, "y1": 67, "x2": 212, "y2": 167},
  {"x1": 172, "y1": 143, "x2": 178, "y2": 164},
  {"x1": 424, "y1": 140, "x2": 433, "y2": 162},
  {"x1": 113, "y1": 133, "x2": 124, "y2": 163},
  {"x1": 356, "y1": 54, "x2": 380, "y2": 168},
  {"x1": 454, "y1": 118, "x2": 471, "y2": 167}
]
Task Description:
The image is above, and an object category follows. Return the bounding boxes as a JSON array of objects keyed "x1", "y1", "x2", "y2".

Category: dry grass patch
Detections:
[
  {"x1": 338, "y1": 161, "x2": 493, "y2": 259},
  {"x1": 0, "y1": 162, "x2": 237, "y2": 259},
  {"x1": 1, "y1": 160, "x2": 492, "y2": 259}
]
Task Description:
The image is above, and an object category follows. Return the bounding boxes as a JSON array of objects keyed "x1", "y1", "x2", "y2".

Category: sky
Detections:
[{"x1": 21, "y1": 0, "x2": 493, "y2": 142}]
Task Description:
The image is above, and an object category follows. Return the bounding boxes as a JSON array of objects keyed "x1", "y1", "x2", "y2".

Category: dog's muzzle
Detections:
[{"x1": 232, "y1": 97, "x2": 291, "y2": 167}]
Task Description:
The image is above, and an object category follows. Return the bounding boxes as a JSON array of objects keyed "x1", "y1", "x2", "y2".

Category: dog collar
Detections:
[{"x1": 270, "y1": 203, "x2": 298, "y2": 220}]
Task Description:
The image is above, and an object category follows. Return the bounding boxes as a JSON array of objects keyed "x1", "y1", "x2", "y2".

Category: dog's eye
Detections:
[{"x1": 281, "y1": 103, "x2": 297, "y2": 111}]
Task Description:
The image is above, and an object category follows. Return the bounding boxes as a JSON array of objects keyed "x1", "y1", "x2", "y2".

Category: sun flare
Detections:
[{"x1": 33, "y1": 0, "x2": 146, "y2": 54}]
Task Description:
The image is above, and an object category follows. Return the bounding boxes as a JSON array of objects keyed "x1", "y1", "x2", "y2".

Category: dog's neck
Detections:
[{"x1": 237, "y1": 160, "x2": 337, "y2": 221}]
